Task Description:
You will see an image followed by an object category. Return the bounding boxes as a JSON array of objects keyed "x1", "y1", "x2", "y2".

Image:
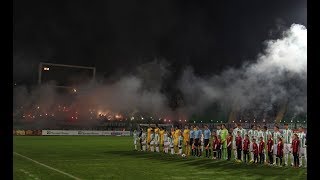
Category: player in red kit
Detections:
[
  {"x1": 227, "y1": 132, "x2": 233, "y2": 161},
  {"x1": 258, "y1": 136, "x2": 265, "y2": 164},
  {"x1": 276, "y1": 137, "x2": 284, "y2": 167},
  {"x1": 216, "y1": 135, "x2": 222, "y2": 159},
  {"x1": 267, "y1": 134, "x2": 274, "y2": 165},
  {"x1": 212, "y1": 135, "x2": 217, "y2": 159},
  {"x1": 252, "y1": 138, "x2": 258, "y2": 164},
  {"x1": 236, "y1": 131, "x2": 242, "y2": 161},
  {"x1": 243, "y1": 134, "x2": 250, "y2": 163},
  {"x1": 292, "y1": 133, "x2": 300, "y2": 168}
]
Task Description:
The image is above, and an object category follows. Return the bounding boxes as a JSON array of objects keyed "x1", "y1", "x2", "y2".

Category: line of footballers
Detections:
[{"x1": 133, "y1": 123, "x2": 307, "y2": 168}]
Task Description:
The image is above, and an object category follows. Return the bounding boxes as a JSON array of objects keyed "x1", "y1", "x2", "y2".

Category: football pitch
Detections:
[{"x1": 13, "y1": 136, "x2": 307, "y2": 180}]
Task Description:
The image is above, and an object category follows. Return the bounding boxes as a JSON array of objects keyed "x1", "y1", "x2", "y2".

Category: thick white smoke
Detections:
[{"x1": 179, "y1": 24, "x2": 307, "y2": 119}]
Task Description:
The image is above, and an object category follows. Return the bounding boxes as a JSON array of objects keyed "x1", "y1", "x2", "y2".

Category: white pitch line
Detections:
[{"x1": 14, "y1": 152, "x2": 82, "y2": 180}]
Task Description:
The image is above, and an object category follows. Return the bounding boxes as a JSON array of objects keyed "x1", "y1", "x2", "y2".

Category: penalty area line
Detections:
[{"x1": 14, "y1": 152, "x2": 82, "y2": 180}]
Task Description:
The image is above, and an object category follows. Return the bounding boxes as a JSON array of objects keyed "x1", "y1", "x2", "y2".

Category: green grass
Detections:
[{"x1": 13, "y1": 136, "x2": 307, "y2": 180}]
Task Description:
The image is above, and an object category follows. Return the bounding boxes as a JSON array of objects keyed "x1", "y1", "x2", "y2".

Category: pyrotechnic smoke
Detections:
[
  {"x1": 13, "y1": 24, "x2": 307, "y2": 127},
  {"x1": 178, "y1": 24, "x2": 307, "y2": 121}
]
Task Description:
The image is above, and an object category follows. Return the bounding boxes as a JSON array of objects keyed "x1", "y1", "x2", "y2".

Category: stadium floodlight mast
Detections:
[{"x1": 38, "y1": 62, "x2": 96, "y2": 88}]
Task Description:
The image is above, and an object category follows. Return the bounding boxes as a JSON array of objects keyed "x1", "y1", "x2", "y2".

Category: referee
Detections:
[{"x1": 204, "y1": 125, "x2": 211, "y2": 158}]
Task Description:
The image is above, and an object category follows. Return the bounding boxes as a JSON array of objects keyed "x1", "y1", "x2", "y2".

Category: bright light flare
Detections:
[{"x1": 43, "y1": 67, "x2": 50, "y2": 71}]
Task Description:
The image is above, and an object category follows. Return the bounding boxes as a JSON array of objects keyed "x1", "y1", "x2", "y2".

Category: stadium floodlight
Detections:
[
  {"x1": 37, "y1": 106, "x2": 40, "y2": 109},
  {"x1": 141, "y1": 117, "x2": 144, "y2": 120},
  {"x1": 38, "y1": 62, "x2": 96, "y2": 88}
]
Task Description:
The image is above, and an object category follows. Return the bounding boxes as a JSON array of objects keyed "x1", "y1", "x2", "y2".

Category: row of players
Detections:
[{"x1": 133, "y1": 123, "x2": 307, "y2": 168}]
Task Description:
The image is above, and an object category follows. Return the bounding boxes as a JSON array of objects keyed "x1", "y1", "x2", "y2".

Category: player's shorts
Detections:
[
  {"x1": 283, "y1": 143, "x2": 292, "y2": 154},
  {"x1": 299, "y1": 147, "x2": 307, "y2": 157},
  {"x1": 164, "y1": 141, "x2": 170, "y2": 146},
  {"x1": 232, "y1": 141, "x2": 237, "y2": 150},
  {"x1": 204, "y1": 139, "x2": 209, "y2": 147},
  {"x1": 273, "y1": 144, "x2": 277, "y2": 155},
  {"x1": 201, "y1": 141, "x2": 204, "y2": 146},
  {"x1": 134, "y1": 140, "x2": 137, "y2": 145},
  {"x1": 154, "y1": 140, "x2": 159, "y2": 145},
  {"x1": 249, "y1": 142, "x2": 253, "y2": 151},
  {"x1": 150, "y1": 140, "x2": 155, "y2": 145},
  {"x1": 194, "y1": 138, "x2": 199, "y2": 146},
  {"x1": 142, "y1": 140, "x2": 146, "y2": 145},
  {"x1": 190, "y1": 138, "x2": 194, "y2": 146}
]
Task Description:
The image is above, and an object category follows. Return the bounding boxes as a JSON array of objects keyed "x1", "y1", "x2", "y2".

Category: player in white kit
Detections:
[
  {"x1": 237, "y1": 124, "x2": 246, "y2": 161},
  {"x1": 154, "y1": 130, "x2": 160, "y2": 152},
  {"x1": 248, "y1": 125, "x2": 257, "y2": 162},
  {"x1": 232, "y1": 125, "x2": 239, "y2": 160},
  {"x1": 178, "y1": 132, "x2": 183, "y2": 155},
  {"x1": 140, "y1": 129, "x2": 147, "y2": 151},
  {"x1": 200, "y1": 133, "x2": 204, "y2": 155},
  {"x1": 298, "y1": 126, "x2": 307, "y2": 168},
  {"x1": 282, "y1": 123, "x2": 293, "y2": 166},
  {"x1": 150, "y1": 130, "x2": 155, "y2": 152},
  {"x1": 168, "y1": 133, "x2": 175, "y2": 155},
  {"x1": 133, "y1": 130, "x2": 138, "y2": 150},
  {"x1": 263, "y1": 125, "x2": 272, "y2": 163},
  {"x1": 163, "y1": 130, "x2": 169, "y2": 153},
  {"x1": 273, "y1": 125, "x2": 282, "y2": 165}
]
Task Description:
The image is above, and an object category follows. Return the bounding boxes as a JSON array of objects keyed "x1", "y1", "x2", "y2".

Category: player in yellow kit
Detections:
[
  {"x1": 174, "y1": 127, "x2": 181, "y2": 153},
  {"x1": 183, "y1": 125, "x2": 190, "y2": 155},
  {"x1": 154, "y1": 125, "x2": 160, "y2": 151},
  {"x1": 159, "y1": 127, "x2": 165, "y2": 152},
  {"x1": 147, "y1": 125, "x2": 153, "y2": 151}
]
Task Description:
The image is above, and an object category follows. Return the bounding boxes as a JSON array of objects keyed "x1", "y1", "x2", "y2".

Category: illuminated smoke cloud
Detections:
[{"x1": 178, "y1": 24, "x2": 307, "y2": 119}]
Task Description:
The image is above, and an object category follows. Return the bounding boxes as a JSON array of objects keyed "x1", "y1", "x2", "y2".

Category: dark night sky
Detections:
[{"x1": 13, "y1": 0, "x2": 307, "y2": 84}]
